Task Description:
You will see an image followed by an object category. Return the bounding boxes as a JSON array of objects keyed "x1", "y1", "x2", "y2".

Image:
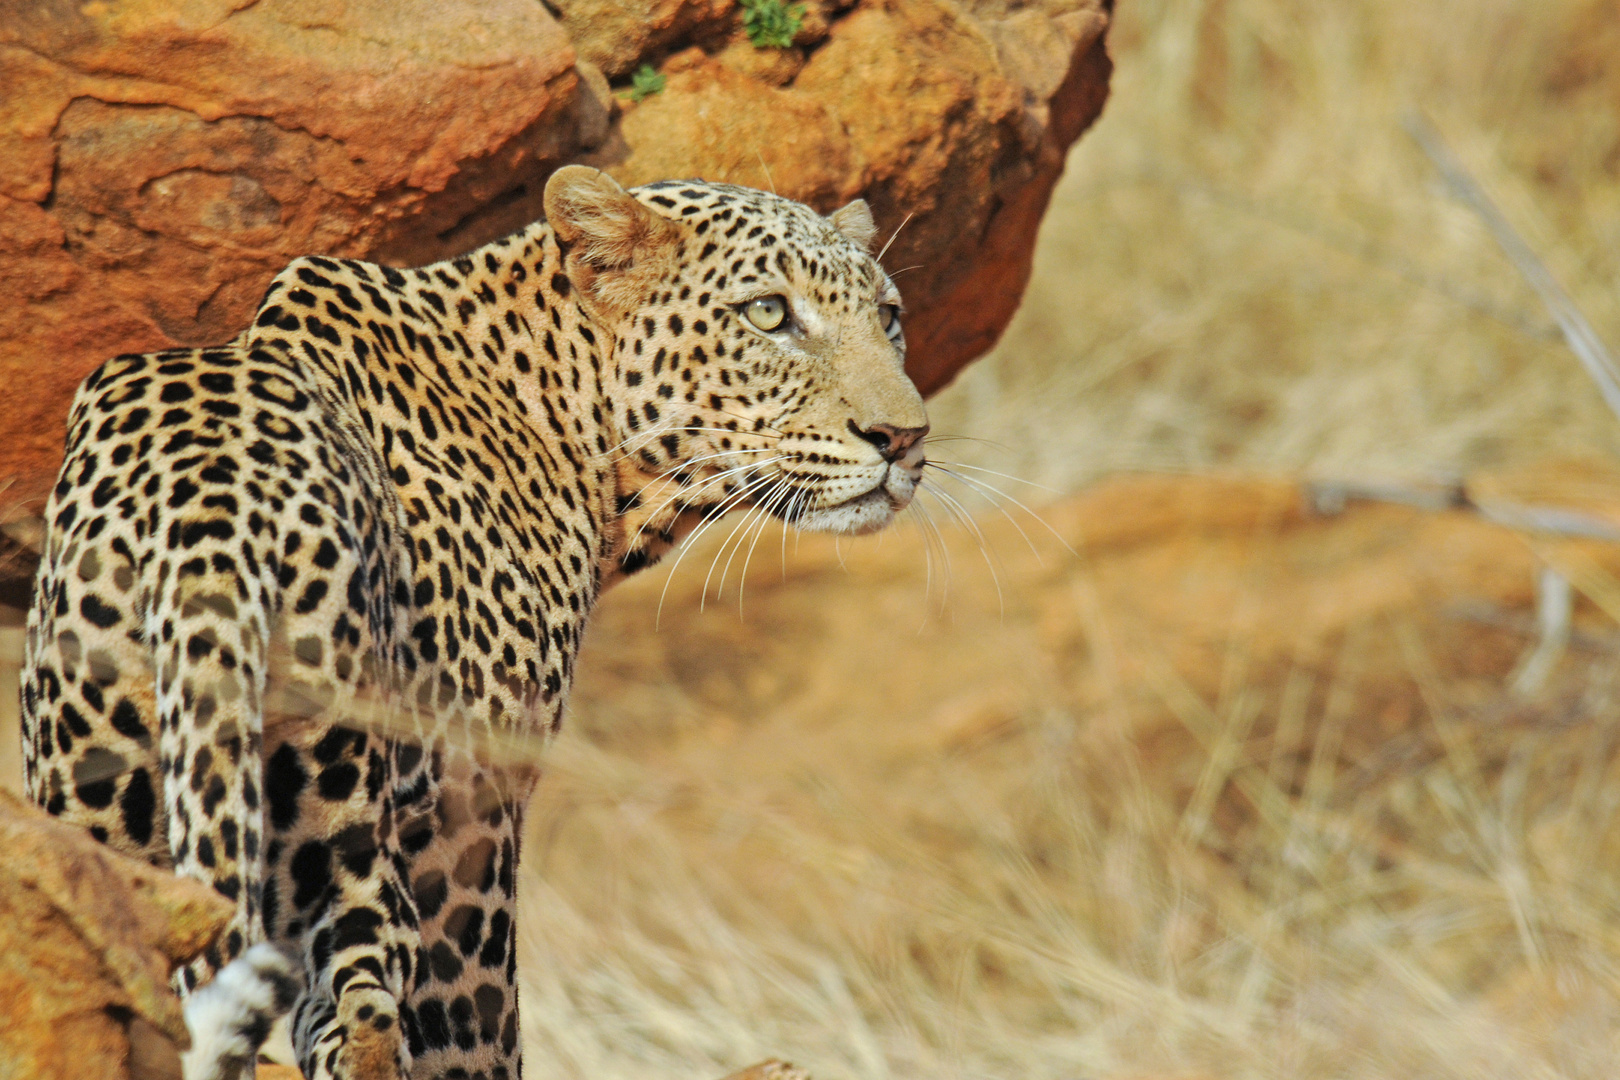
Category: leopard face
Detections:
[{"x1": 545, "y1": 169, "x2": 929, "y2": 572}]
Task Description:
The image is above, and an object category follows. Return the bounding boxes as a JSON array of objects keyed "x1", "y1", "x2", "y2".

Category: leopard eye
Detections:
[
  {"x1": 743, "y1": 295, "x2": 789, "y2": 332},
  {"x1": 879, "y1": 303, "x2": 902, "y2": 340}
]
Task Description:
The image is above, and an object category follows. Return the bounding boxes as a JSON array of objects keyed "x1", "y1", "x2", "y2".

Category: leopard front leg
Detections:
[
  {"x1": 253, "y1": 506, "x2": 420, "y2": 1075},
  {"x1": 396, "y1": 750, "x2": 533, "y2": 1080},
  {"x1": 266, "y1": 716, "x2": 418, "y2": 1080}
]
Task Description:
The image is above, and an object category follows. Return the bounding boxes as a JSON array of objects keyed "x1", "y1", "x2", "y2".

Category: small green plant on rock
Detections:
[
  {"x1": 625, "y1": 64, "x2": 666, "y2": 102},
  {"x1": 740, "y1": 0, "x2": 806, "y2": 49}
]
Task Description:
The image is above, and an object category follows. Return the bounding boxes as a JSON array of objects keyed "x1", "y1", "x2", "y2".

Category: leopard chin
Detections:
[
  {"x1": 795, "y1": 488, "x2": 902, "y2": 535},
  {"x1": 792, "y1": 458, "x2": 923, "y2": 536}
]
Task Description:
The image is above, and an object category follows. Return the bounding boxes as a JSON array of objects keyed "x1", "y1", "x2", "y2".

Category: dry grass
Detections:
[
  {"x1": 8, "y1": 475, "x2": 1620, "y2": 1079},
  {"x1": 929, "y1": 0, "x2": 1620, "y2": 490},
  {"x1": 511, "y1": 3, "x2": 1620, "y2": 1077},
  {"x1": 519, "y1": 478, "x2": 1620, "y2": 1080}
]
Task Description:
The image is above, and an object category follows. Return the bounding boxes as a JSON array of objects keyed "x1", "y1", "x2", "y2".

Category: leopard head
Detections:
[{"x1": 544, "y1": 166, "x2": 928, "y2": 570}]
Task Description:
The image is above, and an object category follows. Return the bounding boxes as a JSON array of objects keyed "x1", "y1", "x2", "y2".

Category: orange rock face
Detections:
[
  {"x1": 1, "y1": 0, "x2": 585, "y2": 517},
  {"x1": 0, "y1": 789, "x2": 232, "y2": 1080},
  {"x1": 795, "y1": 0, "x2": 1114, "y2": 394},
  {"x1": 1, "y1": 0, "x2": 1111, "y2": 520}
]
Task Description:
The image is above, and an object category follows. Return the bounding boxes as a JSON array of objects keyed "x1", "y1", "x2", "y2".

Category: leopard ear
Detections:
[
  {"x1": 828, "y1": 199, "x2": 877, "y2": 251},
  {"x1": 544, "y1": 166, "x2": 678, "y2": 306}
]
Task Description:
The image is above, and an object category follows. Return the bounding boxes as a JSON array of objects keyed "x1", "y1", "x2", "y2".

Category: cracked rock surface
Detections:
[
  {"x1": 1, "y1": 0, "x2": 1110, "y2": 519},
  {"x1": 0, "y1": 788, "x2": 233, "y2": 1080}
]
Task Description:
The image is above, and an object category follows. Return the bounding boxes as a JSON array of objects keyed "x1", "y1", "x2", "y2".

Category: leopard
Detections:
[{"x1": 19, "y1": 164, "x2": 928, "y2": 1080}]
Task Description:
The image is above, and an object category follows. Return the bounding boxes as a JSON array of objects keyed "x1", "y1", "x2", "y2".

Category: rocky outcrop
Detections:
[
  {"x1": 0, "y1": 782, "x2": 806, "y2": 1080},
  {"x1": 0, "y1": 0, "x2": 587, "y2": 525},
  {"x1": 607, "y1": 0, "x2": 1113, "y2": 397},
  {"x1": 0, "y1": 0, "x2": 1112, "y2": 527},
  {"x1": 0, "y1": 788, "x2": 233, "y2": 1080}
]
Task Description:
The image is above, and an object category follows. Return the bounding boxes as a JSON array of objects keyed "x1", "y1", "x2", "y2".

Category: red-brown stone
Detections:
[{"x1": 1, "y1": 0, "x2": 1111, "y2": 524}]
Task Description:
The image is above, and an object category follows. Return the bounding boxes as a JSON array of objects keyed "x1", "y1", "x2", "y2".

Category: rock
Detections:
[
  {"x1": 608, "y1": 47, "x2": 862, "y2": 210},
  {"x1": 0, "y1": 0, "x2": 587, "y2": 520},
  {"x1": 552, "y1": 0, "x2": 738, "y2": 78},
  {"x1": 0, "y1": 788, "x2": 233, "y2": 1080},
  {"x1": 1, "y1": 0, "x2": 1111, "y2": 613},
  {"x1": 710, "y1": 33, "x2": 810, "y2": 87},
  {"x1": 601, "y1": 0, "x2": 1112, "y2": 396},
  {"x1": 857, "y1": 0, "x2": 1113, "y2": 396}
]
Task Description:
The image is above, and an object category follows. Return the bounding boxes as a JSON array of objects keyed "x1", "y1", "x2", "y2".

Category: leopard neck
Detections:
[
  {"x1": 432, "y1": 223, "x2": 706, "y2": 591},
  {"x1": 453, "y1": 222, "x2": 613, "y2": 452}
]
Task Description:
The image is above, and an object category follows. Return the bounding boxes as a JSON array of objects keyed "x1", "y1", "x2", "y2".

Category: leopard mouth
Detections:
[
  {"x1": 785, "y1": 463, "x2": 921, "y2": 536},
  {"x1": 688, "y1": 446, "x2": 922, "y2": 537}
]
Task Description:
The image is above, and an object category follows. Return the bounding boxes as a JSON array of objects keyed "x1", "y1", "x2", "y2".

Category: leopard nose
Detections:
[{"x1": 848, "y1": 419, "x2": 928, "y2": 462}]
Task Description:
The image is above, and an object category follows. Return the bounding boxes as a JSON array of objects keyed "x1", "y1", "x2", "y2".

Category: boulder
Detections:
[
  {"x1": 0, "y1": 788, "x2": 233, "y2": 1080},
  {"x1": 0, "y1": 0, "x2": 586, "y2": 528},
  {"x1": 0, "y1": 0, "x2": 1112, "y2": 540},
  {"x1": 552, "y1": 0, "x2": 741, "y2": 78}
]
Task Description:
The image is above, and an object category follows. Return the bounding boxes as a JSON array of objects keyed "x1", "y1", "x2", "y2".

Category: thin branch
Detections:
[{"x1": 1405, "y1": 110, "x2": 1620, "y2": 423}]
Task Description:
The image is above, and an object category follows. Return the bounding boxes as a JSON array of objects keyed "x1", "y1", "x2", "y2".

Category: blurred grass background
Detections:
[
  {"x1": 529, "y1": 479, "x2": 1620, "y2": 1080},
  {"x1": 511, "y1": 2, "x2": 1620, "y2": 1077},
  {"x1": 929, "y1": 0, "x2": 1620, "y2": 488},
  {"x1": 9, "y1": 2, "x2": 1620, "y2": 1078}
]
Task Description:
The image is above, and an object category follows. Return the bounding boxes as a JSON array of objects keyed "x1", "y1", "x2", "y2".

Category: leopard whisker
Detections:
[
  {"x1": 630, "y1": 458, "x2": 775, "y2": 549},
  {"x1": 723, "y1": 502, "x2": 775, "y2": 614},
  {"x1": 704, "y1": 479, "x2": 784, "y2": 611},
  {"x1": 925, "y1": 464, "x2": 1042, "y2": 565},
  {"x1": 780, "y1": 484, "x2": 811, "y2": 573},
  {"x1": 627, "y1": 441, "x2": 782, "y2": 549},
  {"x1": 924, "y1": 463, "x2": 1075, "y2": 558},
  {"x1": 925, "y1": 477, "x2": 1012, "y2": 583},
  {"x1": 655, "y1": 472, "x2": 777, "y2": 627},
  {"x1": 925, "y1": 481, "x2": 991, "y2": 552},
  {"x1": 922, "y1": 486, "x2": 1004, "y2": 616},
  {"x1": 902, "y1": 500, "x2": 938, "y2": 621},
  {"x1": 655, "y1": 472, "x2": 774, "y2": 624},
  {"x1": 877, "y1": 212, "x2": 914, "y2": 264},
  {"x1": 609, "y1": 419, "x2": 775, "y2": 463},
  {"x1": 599, "y1": 413, "x2": 684, "y2": 458},
  {"x1": 705, "y1": 493, "x2": 769, "y2": 607},
  {"x1": 933, "y1": 469, "x2": 1043, "y2": 566},
  {"x1": 654, "y1": 446, "x2": 775, "y2": 476},
  {"x1": 635, "y1": 454, "x2": 762, "y2": 510},
  {"x1": 698, "y1": 501, "x2": 767, "y2": 611},
  {"x1": 908, "y1": 493, "x2": 953, "y2": 614},
  {"x1": 919, "y1": 497, "x2": 954, "y2": 620},
  {"x1": 735, "y1": 477, "x2": 798, "y2": 613},
  {"x1": 926, "y1": 458, "x2": 1060, "y2": 493},
  {"x1": 644, "y1": 448, "x2": 776, "y2": 497}
]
